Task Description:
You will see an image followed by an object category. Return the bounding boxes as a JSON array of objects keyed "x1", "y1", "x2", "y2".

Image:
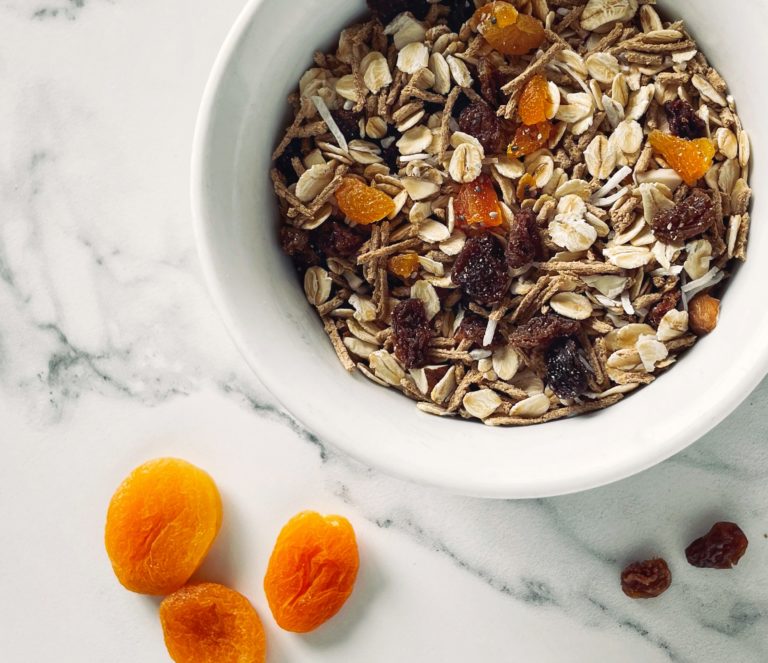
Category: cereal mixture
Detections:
[{"x1": 272, "y1": 0, "x2": 752, "y2": 426}]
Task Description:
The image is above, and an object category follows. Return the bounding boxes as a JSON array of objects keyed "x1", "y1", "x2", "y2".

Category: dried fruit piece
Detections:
[
  {"x1": 454, "y1": 174, "x2": 503, "y2": 230},
  {"x1": 280, "y1": 226, "x2": 320, "y2": 268},
  {"x1": 160, "y1": 583, "x2": 266, "y2": 663},
  {"x1": 458, "y1": 101, "x2": 507, "y2": 154},
  {"x1": 664, "y1": 99, "x2": 707, "y2": 140},
  {"x1": 264, "y1": 511, "x2": 359, "y2": 633},
  {"x1": 649, "y1": 130, "x2": 715, "y2": 186},
  {"x1": 686, "y1": 521, "x2": 748, "y2": 569},
  {"x1": 651, "y1": 189, "x2": 715, "y2": 243},
  {"x1": 516, "y1": 172, "x2": 538, "y2": 200},
  {"x1": 392, "y1": 298, "x2": 432, "y2": 368},
  {"x1": 519, "y1": 75, "x2": 551, "y2": 126},
  {"x1": 688, "y1": 293, "x2": 720, "y2": 335},
  {"x1": 647, "y1": 290, "x2": 681, "y2": 328},
  {"x1": 454, "y1": 311, "x2": 503, "y2": 348},
  {"x1": 336, "y1": 177, "x2": 396, "y2": 224},
  {"x1": 475, "y1": 2, "x2": 545, "y2": 56},
  {"x1": 508, "y1": 122, "x2": 552, "y2": 158},
  {"x1": 621, "y1": 559, "x2": 671, "y2": 599},
  {"x1": 366, "y1": 0, "x2": 429, "y2": 24},
  {"x1": 506, "y1": 208, "x2": 542, "y2": 268},
  {"x1": 452, "y1": 233, "x2": 509, "y2": 305},
  {"x1": 509, "y1": 314, "x2": 581, "y2": 351},
  {"x1": 545, "y1": 338, "x2": 589, "y2": 399},
  {"x1": 104, "y1": 458, "x2": 222, "y2": 595},
  {"x1": 312, "y1": 220, "x2": 364, "y2": 258},
  {"x1": 330, "y1": 108, "x2": 362, "y2": 142},
  {"x1": 389, "y1": 253, "x2": 420, "y2": 279},
  {"x1": 477, "y1": 57, "x2": 505, "y2": 107}
]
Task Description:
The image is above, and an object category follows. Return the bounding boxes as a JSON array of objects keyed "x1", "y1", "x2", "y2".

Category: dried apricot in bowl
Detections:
[
  {"x1": 104, "y1": 458, "x2": 222, "y2": 595},
  {"x1": 336, "y1": 177, "x2": 395, "y2": 224},
  {"x1": 160, "y1": 583, "x2": 266, "y2": 663},
  {"x1": 475, "y1": 1, "x2": 545, "y2": 56},
  {"x1": 263, "y1": 511, "x2": 359, "y2": 633}
]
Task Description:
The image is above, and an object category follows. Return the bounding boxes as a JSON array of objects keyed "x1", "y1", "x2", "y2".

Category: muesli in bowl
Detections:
[{"x1": 271, "y1": 0, "x2": 752, "y2": 426}]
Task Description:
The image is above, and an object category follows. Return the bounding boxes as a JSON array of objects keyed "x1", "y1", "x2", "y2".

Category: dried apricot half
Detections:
[
  {"x1": 336, "y1": 177, "x2": 395, "y2": 224},
  {"x1": 160, "y1": 583, "x2": 266, "y2": 663},
  {"x1": 388, "y1": 252, "x2": 420, "y2": 278},
  {"x1": 263, "y1": 511, "x2": 359, "y2": 633},
  {"x1": 475, "y1": 2, "x2": 545, "y2": 56},
  {"x1": 519, "y1": 75, "x2": 552, "y2": 126},
  {"x1": 454, "y1": 174, "x2": 503, "y2": 229},
  {"x1": 507, "y1": 121, "x2": 552, "y2": 158},
  {"x1": 104, "y1": 458, "x2": 222, "y2": 595},
  {"x1": 649, "y1": 130, "x2": 715, "y2": 186}
]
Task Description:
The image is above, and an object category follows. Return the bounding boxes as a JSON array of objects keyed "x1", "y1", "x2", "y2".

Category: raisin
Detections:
[
  {"x1": 445, "y1": 0, "x2": 475, "y2": 33},
  {"x1": 458, "y1": 101, "x2": 507, "y2": 154},
  {"x1": 451, "y1": 234, "x2": 509, "y2": 305},
  {"x1": 688, "y1": 293, "x2": 720, "y2": 335},
  {"x1": 312, "y1": 221, "x2": 364, "y2": 258},
  {"x1": 425, "y1": 365, "x2": 450, "y2": 392},
  {"x1": 509, "y1": 314, "x2": 581, "y2": 351},
  {"x1": 686, "y1": 521, "x2": 748, "y2": 569},
  {"x1": 392, "y1": 299, "x2": 432, "y2": 369},
  {"x1": 646, "y1": 290, "x2": 680, "y2": 328},
  {"x1": 477, "y1": 57, "x2": 505, "y2": 107},
  {"x1": 506, "y1": 208, "x2": 543, "y2": 268},
  {"x1": 381, "y1": 141, "x2": 400, "y2": 172},
  {"x1": 651, "y1": 189, "x2": 715, "y2": 243},
  {"x1": 330, "y1": 109, "x2": 361, "y2": 142},
  {"x1": 366, "y1": 0, "x2": 430, "y2": 24},
  {"x1": 545, "y1": 338, "x2": 589, "y2": 399},
  {"x1": 665, "y1": 99, "x2": 707, "y2": 140},
  {"x1": 649, "y1": 130, "x2": 715, "y2": 186},
  {"x1": 454, "y1": 312, "x2": 503, "y2": 348},
  {"x1": 280, "y1": 226, "x2": 320, "y2": 268},
  {"x1": 275, "y1": 139, "x2": 302, "y2": 184},
  {"x1": 621, "y1": 559, "x2": 672, "y2": 599}
]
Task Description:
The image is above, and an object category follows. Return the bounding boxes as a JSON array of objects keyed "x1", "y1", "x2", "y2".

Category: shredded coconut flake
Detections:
[
  {"x1": 311, "y1": 95, "x2": 349, "y2": 152},
  {"x1": 592, "y1": 166, "x2": 632, "y2": 200},
  {"x1": 483, "y1": 318, "x2": 498, "y2": 347},
  {"x1": 682, "y1": 267, "x2": 721, "y2": 293},
  {"x1": 469, "y1": 349, "x2": 492, "y2": 360},
  {"x1": 621, "y1": 291, "x2": 635, "y2": 315},
  {"x1": 592, "y1": 186, "x2": 629, "y2": 208}
]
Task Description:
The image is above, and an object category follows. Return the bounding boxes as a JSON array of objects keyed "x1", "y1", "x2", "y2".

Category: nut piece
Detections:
[
  {"x1": 688, "y1": 293, "x2": 720, "y2": 335},
  {"x1": 463, "y1": 389, "x2": 502, "y2": 419},
  {"x1": 621, "y1": 558, "x2": 671, "y2": 599}
]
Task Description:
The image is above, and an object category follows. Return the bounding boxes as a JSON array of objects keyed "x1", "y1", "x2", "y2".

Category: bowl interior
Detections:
[{"x1": 193, "y1": 0, "x2": 768, "y2": 498}]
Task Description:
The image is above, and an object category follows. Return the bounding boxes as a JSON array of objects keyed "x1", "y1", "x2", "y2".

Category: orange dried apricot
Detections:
[
  {"x1": 160, "y1": 583, "x2": 266, "y2": 663},
  {"x1": 688, "y1": 293, "x2": 720, "y2": 335},
  {"x1": 389, "y1": 252, "x2": 420, "y2": 278},
  {"x1": 519, "y1": 75, "x2": 551, "y2": 126},
  {"x1": 263, "y1": 511, "x2": 359, "y2": 633},
  {"x1": 336, "y1": 177, "x2": 395, "y2": 224},
  {"x1": 475, "y1": 2, "x2": 545, "y2": 56},
  {"x1": 454, "y1": 174, "x2": 503, "y2": 229},
  {"x1": 507, "y1": 121, "x2": 552, "y2": 158},
  {"x1": 649, "y1": 130, "x2": 715, "y2": 186},
  {"x1": 104, "y1": 458, "x2": 222, "y2": 595}
]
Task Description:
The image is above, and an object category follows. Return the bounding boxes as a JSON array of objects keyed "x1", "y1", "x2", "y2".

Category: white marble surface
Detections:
[{"x1": 0, "y1": 1, "x2": 767, "y2": 661}]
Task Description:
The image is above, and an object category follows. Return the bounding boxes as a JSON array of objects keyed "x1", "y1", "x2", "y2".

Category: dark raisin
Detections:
[
  {"x1": 391, "y1": 299, "x2": 432, "y2": 369},
  {"x1": 665, "y1": 99, "x2": 707, "y2": 140},
  {"x1": 652, "y1": 189, "x2": 715, "y2": 243},
  {"x1": 280, "y1": 226, "x2": 319, "y2": 268},
  {"x1": 366, "y1": 0, "x2": 430, "y2": 24},
  {"x1": 545, "y1": 338, "x2": 589, "y2": 399},
  {"x1": 330, "y1": 109, "x2": 361, "y2": 142},
  {"x1": 451, "y1": 234, "x2": 509, "y2": 305},
  {"x1": 274, "y1": 139, "x2": 302, "y2": 184},
  {"x1": 506, "y1": 209, "x2": 543, "y2": 269},
  {"x1": 454, "y1": 312, "x2": 503, "y2": 348},
  {"x1": 477, "y1": 57, "x2": 505, "y2": 107},
  {"x1": 621, "y1": 559, "x2": 672, "y2": 599},
  {"x1": 458, "y1": 101, "x2": 507, "y2": 154},
  {"x1": 444, "y1": 0, "x2": 475, "y2": 33},
  {"x1": 685, "y1": 522, "x2": 749, "y2": 569},
  {"x1": 509, "y1": 315, "x2": 581, "y2": 351},
  {"x1": 381, "y1": 141, "x2": 400, "y2": 172},
  {"x1": 647, "y1": 290, "x2": 681, "y2": 328},
  {"x1": 425, "y1": 365, "x2": 450, "y2": 392},
  {"x1": 311, "y1": 221, "x2": 364, "y2": 258}
]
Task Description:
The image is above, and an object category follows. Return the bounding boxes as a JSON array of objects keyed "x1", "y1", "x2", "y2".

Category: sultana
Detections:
[
  {"x1": 519, "y1": 75, "x2": 551, "y2": 126},
  {"x1": 649, "y1": 130, "x2": 715, "y2": 186},
  {"x1": 475, "y1": 2, "x2": 545, "y2": 56},
  {"x1": 336, "y1": 177, "x2": 396, "y2": 224}
]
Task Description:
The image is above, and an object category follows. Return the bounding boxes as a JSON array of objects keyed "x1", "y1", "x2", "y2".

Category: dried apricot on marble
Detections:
[
  {"x1": 519, "y1": 75, "x2": 551, "y2": 126},
  {"x1": 649, "y1": 130, "x2": 715, "y2": 186},
  {"x1": 104, "y1": 458, "x2": 222, "y2": 595},
  {"x1": 264, "y1": 511, "x2": 359, "y2": 633},
  {"x1": 454, "y1": 174, "x2": 503, "y2": 229},
  {"x1": 160, "y1": 583, "x2": 266, "y2": 663},
  {"x1": 389, "y1": 252, "x2": 420, "y2": 279},
  {"x1": 336, "y1": 177, "x2": 395, "y2": 224},
  {"x1": 475, "y1": 2, "x2": 545, "y2": 56},
  {"x1": 508, "y1": 121, "x2": 552, "y2": 158}
]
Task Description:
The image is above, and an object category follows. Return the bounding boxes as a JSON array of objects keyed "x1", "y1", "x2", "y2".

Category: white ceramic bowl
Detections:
[{"x1": 193, "y1": 0, "x2": 767, "y2": 498}]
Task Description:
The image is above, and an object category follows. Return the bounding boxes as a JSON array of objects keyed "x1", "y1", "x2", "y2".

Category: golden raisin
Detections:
[
  {"x1": 519, "y1": 75, "x2": 551, "y2": 126},
  {"x1": 336, "y1": 177, "x2": 396, "y2": 224},
  {"x1": 389, "y1": 253, "x2": 420, "y2": 279},
  {"x1": 508, "y1": 121, "x2": 552, "y2": 158},
  {"x1": 264, "y1": 511, "x2": 359, "y2": 633},
  {"x1": 104, "y1": 458, "x2": 222, "y2": 595},
  {"x1": 516, "y1": 173, "x2": 538, "y2": 201},
  {"x1": 688, "y1": 293, "x2": 720, "y2": 335},
  {"x1": 649, "y1": 130, "x2": 715, "y2": 186},
  {"x1": 475, "y1": 2, "x2": 545, "y2": 56},
  {"x1": 454, "y1": 174, "x2": 503, "y2": 229},
  {"x1": 160, "y1": 583, "x2": 266, "y2": 663}
]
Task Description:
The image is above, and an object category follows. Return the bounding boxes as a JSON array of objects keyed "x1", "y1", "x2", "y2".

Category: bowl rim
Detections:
[{"x1": 191, "y1": 0, "x2": 768, "y2": 498}]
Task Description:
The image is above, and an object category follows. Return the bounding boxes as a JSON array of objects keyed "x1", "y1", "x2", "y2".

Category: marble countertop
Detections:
[{"x1": 1, "y1": 1, "x2": 766, "y2": 661}]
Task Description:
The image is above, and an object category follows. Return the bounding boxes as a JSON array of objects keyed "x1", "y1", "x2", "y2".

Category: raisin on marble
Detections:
[
  {"x1": 621, "y1": 559, "x2": 672, "y2": 599},
  {"x1": 509, "y1": 315, "x2": 581, "y2": 351},
  {"x1": 392, "y1": 299, "x2": 432, "y2": 369},
  {"x1": 367, "y1": 0, "x2": 430, "y2": 24},
  {"x1": 652, "y1": 189, "x2": 715, "y2": 243},
  {"x1": 451, "y1": 234, "x2": 509, "y2": 305},
  {"x1": 685, "y1": 522, "x2": 749, "y2": 569},
  {"x1": 665, "y1": 99, "x2": 707, "y2": 140},
  {"x1": 506, "y1": 208, "x2": 543, "y2": 269},
  {"x1": 545, "y1": 338, "x2": 589, "y2": 399},
  {"x1": 458, "y1": 101, "x2": 507, "y2": 154}
]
